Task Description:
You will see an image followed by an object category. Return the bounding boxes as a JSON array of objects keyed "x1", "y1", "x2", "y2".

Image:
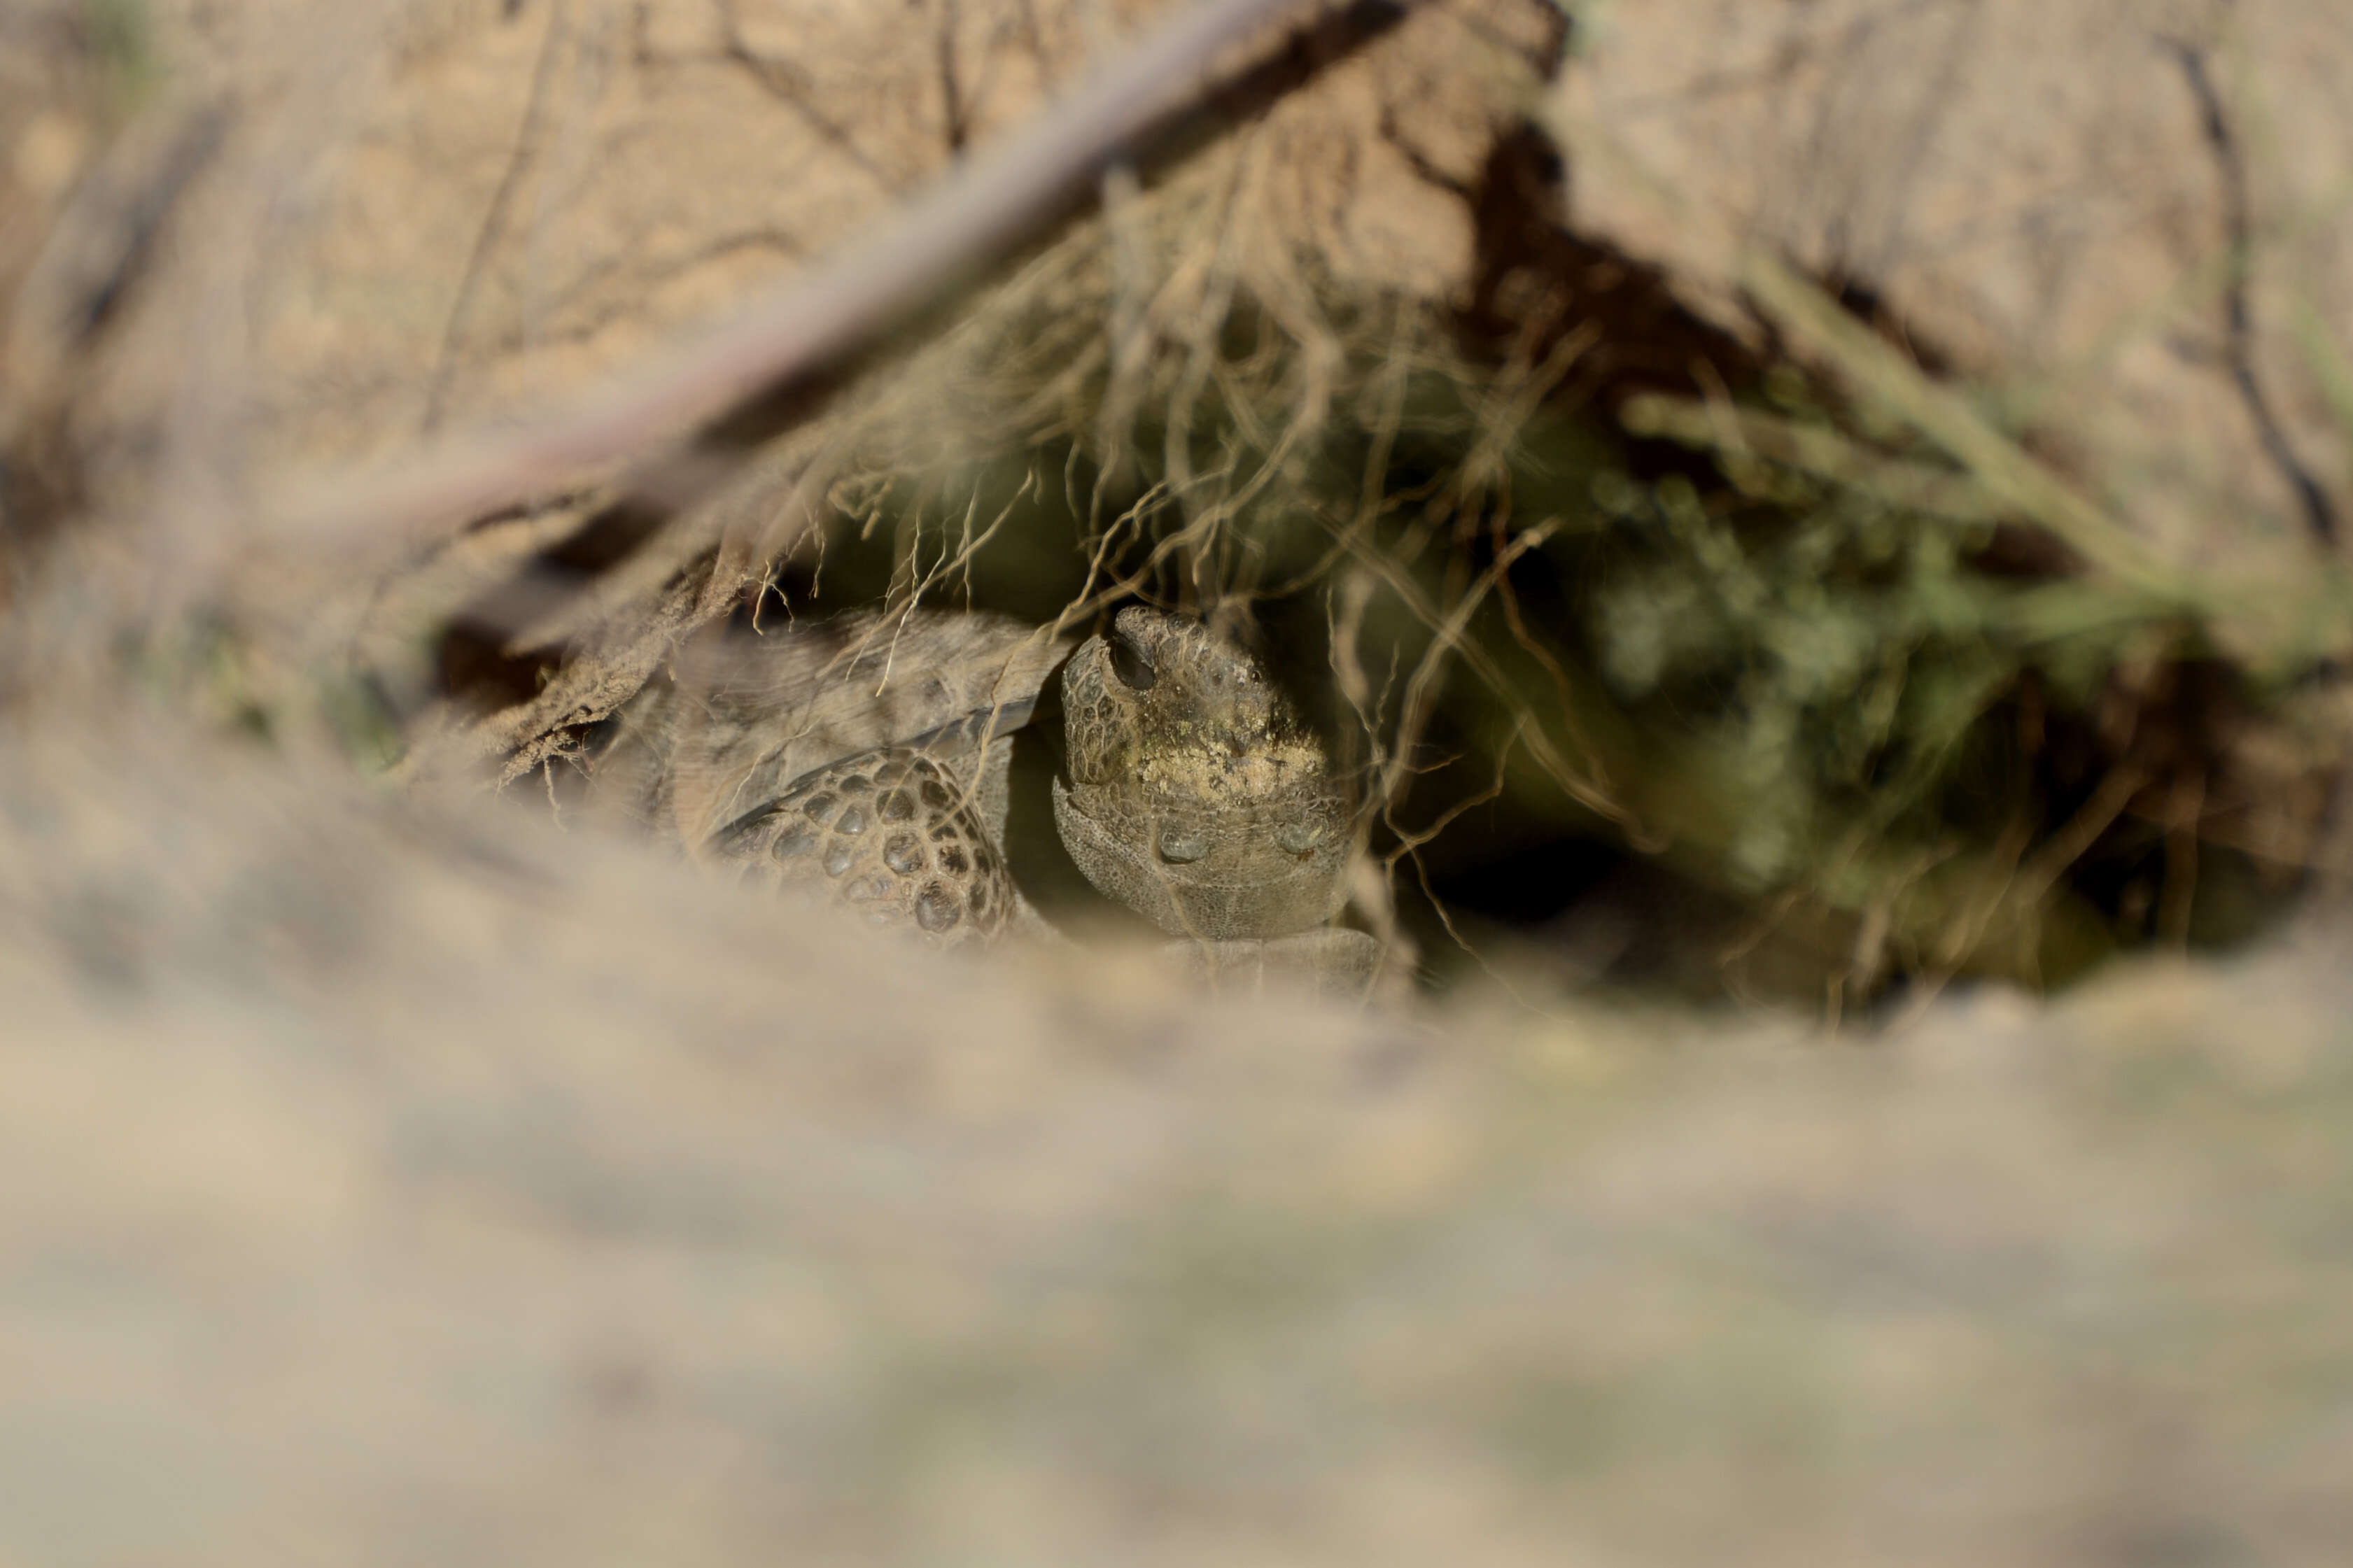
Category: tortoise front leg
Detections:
[{"x1": 708, "y1": 747, "x2": 1012, "y2": 948}]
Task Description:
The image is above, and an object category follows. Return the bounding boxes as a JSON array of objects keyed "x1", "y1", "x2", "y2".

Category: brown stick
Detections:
[{"x1": 246, "y1": 0, "x2": 1366, "y2": 557}]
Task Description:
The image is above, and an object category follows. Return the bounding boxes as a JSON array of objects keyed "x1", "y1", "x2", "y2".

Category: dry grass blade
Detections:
[{"x1": 1736, "y1": 255, "x2": 2182, "y2": 598}]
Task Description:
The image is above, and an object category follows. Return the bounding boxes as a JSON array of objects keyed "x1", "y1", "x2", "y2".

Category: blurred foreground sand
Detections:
[{"x1": 3, "y1": 714, "x2": 2350, "y2": 1565}]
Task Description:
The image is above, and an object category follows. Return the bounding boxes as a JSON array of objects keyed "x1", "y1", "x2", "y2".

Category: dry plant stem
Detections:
[
  {"x1": 1737, "y1": 256, "x2": 2182, "y2": 598},
  {"x1": 248, "y1": 0, "x2": 1353, "y2": 560},
  {"x1": 1323, "y1": 511, "x2": 1627, "y2": 830},
  {"x1": 1779, "y1": 260, "x2": 2353, "y2": 668},
  {"x1": 1744, "y1": 257, "x2": 2353, "y2": 664},
  {"x1": 1620, "y1": 394, "x2": 2014, "y2": 525}
]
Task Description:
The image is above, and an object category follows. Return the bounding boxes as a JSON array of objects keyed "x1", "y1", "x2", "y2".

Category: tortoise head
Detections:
[{"x1": 1053, "y1": 607, "x2": 1350, "y2": 940}]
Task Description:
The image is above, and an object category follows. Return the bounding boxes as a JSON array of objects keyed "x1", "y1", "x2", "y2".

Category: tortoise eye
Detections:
[
  {"x1": 1275, "y1": 821, "x2": 1324, "y2": 856},
  {"x1": 1108, "y1": 629, "x2": 1158, "y2": 693}
]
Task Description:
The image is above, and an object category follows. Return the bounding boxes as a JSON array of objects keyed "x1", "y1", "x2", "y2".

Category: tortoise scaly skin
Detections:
[{"x1": 712, "y1": 749, "x2": 1009, "y2": 949}]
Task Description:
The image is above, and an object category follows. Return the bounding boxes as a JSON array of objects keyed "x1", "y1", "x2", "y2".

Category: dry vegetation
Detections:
[{"x1": 6, "y1": 0, "x2": 2353, "y2": 1561}]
